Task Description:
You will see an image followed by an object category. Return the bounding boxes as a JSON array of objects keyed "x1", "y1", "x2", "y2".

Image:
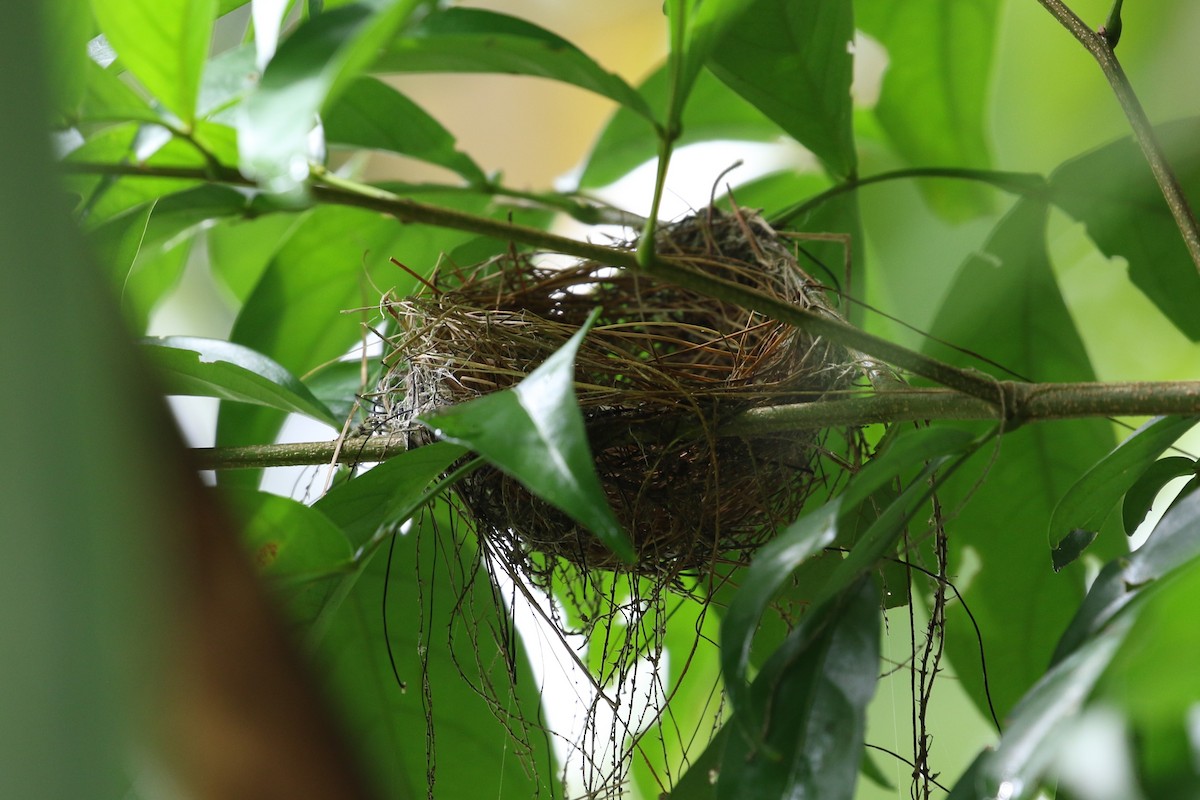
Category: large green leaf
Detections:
[
  {"x1": 143, "y1": 336, "x2": 339, "y2": 426},
  {"x1": 706, "y1": 0, "x2": 856, "y2": 178},
  {"x1": 1099, "y1": 553, "x2": 1200, "y2": 798},
  {"x1": 715, "y1": 579, "x2": 880, "y2": 800},
  {"x1": 1049, "y1": 118, "x2": 1200, "y2": 341},
  {"x1": 206, "y1": 212, "x2": 306, "y2": 303},
  {"x1": 720, "y1": 426, "x2": 975, "y2": 722},
  {"x1": 375, "y1": 7, "x2": 655, "y2": 124},
  {"x1": 238, "y1": 0, "x2": 422, "y2": 192},
  {"x1": 1049, "y1": 415, "x2": 1200, "y2": 568},
  {"x1": 857, "y1": 0, "x2": 1000, "y2": 219},
  {"x1": 948, "y1": 616, "x2": 1134, "y2": 800},
  {"x1": 923, "y1": 199, "x2": 1124, "y2": 719},
  {"x1": 77, "y1": 60, "x2": 163, "y2": 125},
  {"x1": 315, "y1": 504, "x2": 561, "y2": 798},
  {"x1": 314, "y1": 442, "x2": 465, "y2": 546},
  {"x1": 65, "y1": 124, "x2": 215, "y2": 227},
  {"x1": 579, "y1": 64, "x2": 788, "y2": 190},
  {"x1": 215, "y1": 201, "x2": 492, "y2": 487},
  {"x1": 324, "y1": 76, "x2": 486, "y2": 184},
  {"x1": 90, "y1": 0, "x2": 217, "y2": 126},
  {"x1": 219, "y1": 487, "x2": 353, "y2": 626},
  {"x1": 666, "y1": 0, "x2": 755, "y2": 129},
  {"x1": 1053, "y1": 488, "x2": 1200, "y2": 663},
  {"x1": 423, "y1": 309, "x2": 634, "y2": 562},
  {"x1": 43, "y1": 0, "x2": 93, "y2": 121}
]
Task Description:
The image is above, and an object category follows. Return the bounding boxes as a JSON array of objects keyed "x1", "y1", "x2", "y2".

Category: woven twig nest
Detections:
[{"x1": 370, "y1": 207, "x2": 861, "y2": 576}]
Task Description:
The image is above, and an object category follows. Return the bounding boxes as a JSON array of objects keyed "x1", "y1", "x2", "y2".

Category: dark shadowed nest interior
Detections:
[{"x1": 367, "y1": 206, "x2": 865, "y2": 579}]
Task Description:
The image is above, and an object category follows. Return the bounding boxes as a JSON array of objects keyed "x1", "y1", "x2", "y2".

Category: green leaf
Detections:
[
  {"x1": 962, "y1": 617, "x2": 1134, "y2": 800},
  {"x1": 706, "y1": 0, "x2": 856, "y2": 178},
  {"x1": 857, "y1": 0, "x2": 1000, "y2": 220},
  {"x1": 314, "y1": 442, "x2": 464, "y2": 546},
  {"x1": 672, "y1": 0, "x2": 755, "y2": 123},
  {"x1": 377, "y1": 8, "x2": 655, "y2": 122},
  {"x1": 66, "y1": 124, "x2": 212, "y2": 226},
  {"x1": 1123, "y1": 456, "x2": 1199, "y2": 534},
  {"x1": 303, "y1": 358, "x2": 382, "y2": 426},
  {"x1": 1099, "y1": 557, "x2": 1200, "y2": 797},
  {"x1": 923, "y1": 199, "x2": 1125, "y2": 719},
  {"x1": 143, "y1": 336, "x2": 339, "y2": 426},
  {"x1": 197, "y1": 44, "x2": 259, "y2": 119},
  {"x1": 90, "y1": 0, "x2": 217, "y2": 126},
  {"x1": 89, "y1": 202, "x2": 155, "y2": 295},
  {"x1": 43, "y1": 0, "x2": 94, "y2": 120},
  {"x1": 324, "y1": 76, "x2": 486, "y2": 183},
  {"x1": 423, "y1": 308, "x2": 634, "y2": 562},
  {"x1": 207, "y1": 212, "x2": 305, "y2": 302},
  {"x1": 1050, "y1": 416, "x2": 1200, "y2": 565},
  {"x1": 219, "y1": 487, "x2": 353, "y2": 625},
  {"x1": 1049, "y1": 118, "x2": 1200, "y2": 341},
  {"x1": 215, "y1": 201, "x2": 491, "y2": 487},
  {"x1": 579, "y1": 64, "x2": 788, "y2": 189},
  {"x1": 315, "y1": 504, "x2": 560, "y2": 798},
  {"x1": 721, "y1": 500, "x2": 841, "y2": 720},
  {"x1": 1055, "y1": 489, "x2": 1200, "y2": 663},
  {"x1": 721, "y1": 426, "x2": 975, "y2": 729},
  {"x1": 238, "y1": 0, "x2": 422, "y2": 192},
  {"x1": 77, "y1": 60, "x2": 162, "y2": 125},
  {"x1": 716, "y1": 579, "x2": 880, "y2": 800}
]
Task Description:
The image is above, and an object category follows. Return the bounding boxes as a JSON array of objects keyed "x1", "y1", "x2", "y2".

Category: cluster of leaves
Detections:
[{"x1": 50, "y1": 0, "x2": 1200, "y2": 798}]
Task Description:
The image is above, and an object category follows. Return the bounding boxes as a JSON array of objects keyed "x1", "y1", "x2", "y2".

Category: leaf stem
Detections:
[
  {"x1": 192, "y1": 382, "x2": 1200, "y2": 470},
  {"x1": 1034, "y1": 0, "x2": 1200, "y2": 274}
]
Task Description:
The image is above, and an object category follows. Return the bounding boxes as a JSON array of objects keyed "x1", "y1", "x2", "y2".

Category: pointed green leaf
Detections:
[
  {"x1": 324, "y1": 76, "x2": 486, "y2": 184},
  {"x1": 143, "y1": 336, "x2": 339, "y2": 426},
  {"x1": 207, "y1": 212, "x2": 305, "y2": 303},
  {"x1": 90, "y1": 0, "x2": 217, "y2": 126},
  {"x1": 716, "y1": 580, "x2": 880, "y2": 800},
  {"x1": 1050, "y1": 415, "x2": 1200, "y2": 565},
  {"x1": 857, "y1": 0, "x2": 1000, "y2": 219},
  {"x1": 238, "y1": 0, "x2": 422, "y2": 192},
  {"x1": 1123, "y1": 456, "x2": 1199, "y2": 535},
  {"x1": 376, "y1": 7, "x2": 655, "y2": 124},
  {"x1": 44, "y1": 0, "x2": 93, "y2": 120},
  {"x1": 969, "y1": 617, "x2": 1133, "y2": 800},
  {"x1": 77, "y1": 60, "x2": 162, "y2": 125},
  {"x1": 923, "y1": 199, "x2": 1125, "y2": 719},
  {"x1": 706, "y1": 0, "x2": 855, "y2": 178},
  {"x1": 1049, "y1": 118, "x2": 1200, "y2": 341},
  {"x1": 220, "y1": 487, "x2": 353, "y2": 625},
  {"x1": 314, "y1": 442, "x2": 464, "y2": 546},
  {"x1": 1055, "y1": 489, "x2": 1200, "y2": 663},
  {"x1": 423, "y1": 309, "x2": 633, "y2": 562},
  {"x1": 721, "y1": 426, "x2": 975, "y2": 723}
]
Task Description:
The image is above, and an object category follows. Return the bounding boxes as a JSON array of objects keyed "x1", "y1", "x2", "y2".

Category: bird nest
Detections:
[{"x1": 368, "y1": 207, "x2": 862, "y2": 577}]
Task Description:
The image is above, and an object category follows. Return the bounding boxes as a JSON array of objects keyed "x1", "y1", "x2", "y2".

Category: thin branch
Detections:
[
  {"x1": 1035, "y1": 0, "x2": 1200, "y2": 274},
  {"x1": 771, "y1": 167, "x2": 1048, "y2": 227},
  {"x1": 191, "y1": 382, "x2": 1200, "y2": 470},
  {"x1": 63, "y1": 160, "x2": 1003, "y2": 402}
]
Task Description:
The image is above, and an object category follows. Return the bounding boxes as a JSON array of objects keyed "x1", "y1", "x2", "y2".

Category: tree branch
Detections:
[
  {"x1": 1035, "y1": 0, "x2": 1200, "y2": 274},
  {"x1": 63, "y1": 161, "x2": 1002, "y2": 402},
  {"x1": 191, "y1": 381, "x2": 1200, "y2": 470}
]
